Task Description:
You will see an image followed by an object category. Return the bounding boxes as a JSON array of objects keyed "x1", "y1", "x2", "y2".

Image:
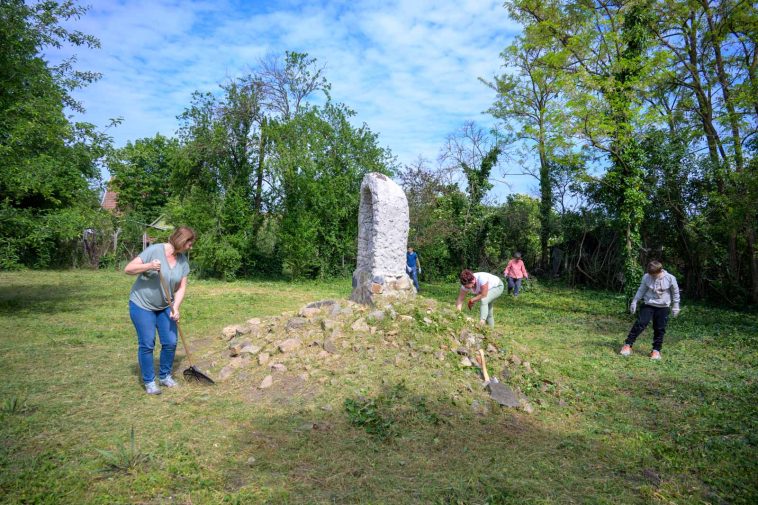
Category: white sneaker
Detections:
[
  {"x1": 159, "y1": 375, "x2": 179, "y2": 388},
  {"x1": 620, "y1": 345, "x2": 632, "y2": 356},
  {"x1": 650, "y1": 350, "x2": 662, "y2": 360},
  {"x1": 145, "y1": 381, "x2": 162, "y2": 395}
]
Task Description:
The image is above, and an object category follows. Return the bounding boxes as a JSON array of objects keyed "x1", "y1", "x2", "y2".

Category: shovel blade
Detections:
[{"x1": 487, "y1": 381, "x2": 520, "y2": 407}]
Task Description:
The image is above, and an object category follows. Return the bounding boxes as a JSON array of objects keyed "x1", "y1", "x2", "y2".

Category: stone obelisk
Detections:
[{"x1": 350, "y1": 172, "x2": 415, "y2": 305}]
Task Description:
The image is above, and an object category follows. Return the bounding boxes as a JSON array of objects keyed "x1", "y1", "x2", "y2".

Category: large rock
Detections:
[
  {"x1": 350, "y1": 173, "x2": 415, "y2": 305},
  {"x1": 277, "y1": 338, "x2": 302, "y2": 353}
]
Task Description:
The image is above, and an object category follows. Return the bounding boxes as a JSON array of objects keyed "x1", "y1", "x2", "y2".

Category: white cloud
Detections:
[{"x1": 45, "y1": 0, "x2": 535, "y2": 197}]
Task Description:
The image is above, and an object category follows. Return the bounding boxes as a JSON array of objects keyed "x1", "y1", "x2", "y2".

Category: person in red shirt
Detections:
[{"x1": 503, "y1": 251, "x2": 529, "y2": 297}]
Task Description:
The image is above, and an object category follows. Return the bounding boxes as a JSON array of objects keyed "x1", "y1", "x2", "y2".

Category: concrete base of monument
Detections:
[{"x1": 350, "y1": 269, "x2": 417, "y2": 306}]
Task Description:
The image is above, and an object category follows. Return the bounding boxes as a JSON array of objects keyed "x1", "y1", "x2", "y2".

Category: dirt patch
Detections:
[{"x1": 243, "y1": 373, "x2": 322, "y2": 405}]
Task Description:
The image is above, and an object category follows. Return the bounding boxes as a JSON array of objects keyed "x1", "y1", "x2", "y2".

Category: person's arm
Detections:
[
  {"x1": 670, "y1": 275, "x2": 681, "y2": 317},
  {"x1": 503, "y1": 261, "x2": 512, "y2": 278},
  {"x1": 455, "y1": 288, "x2": 467, "y2": 311},
  {"x1": 470, "y1": 282, "x2": 489, "y2": 304},
  {"x1": 521, "y1": 261, "x2": 528, "y2": 279},
  {"x1": 630, "y1": 276, "x2": 647, "y2": 313},
  {"x1": 170, "y1": 276, "x2": 188, "y2": 321},
  {"x1": 416, "y1": 256, "x2": 421, "y2": 273},
  {"x1": 124, "y1": 256, "x2": 160, "y2": 275}
]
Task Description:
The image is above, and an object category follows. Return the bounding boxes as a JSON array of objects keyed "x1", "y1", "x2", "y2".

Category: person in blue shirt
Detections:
[{"x1": 406, "y1": 246, "x2": 421, "y2": 292}]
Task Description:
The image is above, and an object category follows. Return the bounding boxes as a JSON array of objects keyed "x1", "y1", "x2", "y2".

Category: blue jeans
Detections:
[
  {"x1": 407, "y1": 266, "x2": 419, "y2": 291},
  {"x1": 506, "y1": 277, "x2": 523, "y2": 296},
  {"x1": 129, "y1": 301, "x2": 177, "y2": 384}
]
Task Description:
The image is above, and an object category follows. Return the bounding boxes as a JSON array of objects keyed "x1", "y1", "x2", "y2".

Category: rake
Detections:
[{"x1": 158, "y1": 272, "x2": 214, "y2": 384}]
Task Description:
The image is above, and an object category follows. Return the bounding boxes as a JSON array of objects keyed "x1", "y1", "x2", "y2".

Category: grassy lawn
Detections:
[{"x1": 0, "y1": 271, "x2": 756, "y2": 504}]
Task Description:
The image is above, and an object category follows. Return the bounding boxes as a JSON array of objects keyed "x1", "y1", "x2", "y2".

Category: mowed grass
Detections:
[{"x1": 0, "y1": 271, "x2": 756, "y2": 504}]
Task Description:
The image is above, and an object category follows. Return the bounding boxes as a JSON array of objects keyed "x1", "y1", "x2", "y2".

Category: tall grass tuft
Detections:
[{"x1": 96, "y1": 426, "x2": 150, "y2": 473}]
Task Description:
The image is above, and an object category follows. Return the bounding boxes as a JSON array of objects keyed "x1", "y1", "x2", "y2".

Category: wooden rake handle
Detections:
[{"x1": 157, "y1": 271, "x2": 196, "y2": 367}]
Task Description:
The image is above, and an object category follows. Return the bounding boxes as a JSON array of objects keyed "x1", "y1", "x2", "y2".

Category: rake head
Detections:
[{"x1": 183, "y1": 365, "x2": 215, "y2": 385}]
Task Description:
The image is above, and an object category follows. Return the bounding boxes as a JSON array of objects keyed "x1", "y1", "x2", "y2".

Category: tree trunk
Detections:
[
  {"x1": 702, "y1": 0, "x2": 744, "y2": 172},
  {"x1": 748, "y1": 226, "x2": 758, "y2": 305},
  {"x1": 538, "y1": 137, "x2": 551, "y2": 271}
]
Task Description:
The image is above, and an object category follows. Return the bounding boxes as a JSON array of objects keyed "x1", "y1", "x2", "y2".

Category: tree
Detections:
[
  {"x1": 107, "y1": 134, "x2": 179, "y2": 222},
  {"x1": 0, "y1": 0, "x2": 109, "y2": 268},
  {"x1": 483, "y1": 34, "x2": 568, "y2": 271}
]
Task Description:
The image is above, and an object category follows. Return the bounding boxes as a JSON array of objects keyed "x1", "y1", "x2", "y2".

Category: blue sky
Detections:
[{"x1": 46, "y1": 0, "x2": 538, "y2": 199}]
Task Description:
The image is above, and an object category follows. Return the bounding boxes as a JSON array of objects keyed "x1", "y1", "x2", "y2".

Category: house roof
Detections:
[{"x1": 101, "y1": 189, "x2": 118, "y2": 210}]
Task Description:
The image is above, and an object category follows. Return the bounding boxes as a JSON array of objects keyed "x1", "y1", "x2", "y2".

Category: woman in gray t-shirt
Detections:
[{"x1": 124, "y1": 226, "x2": 196, "y2": 395}]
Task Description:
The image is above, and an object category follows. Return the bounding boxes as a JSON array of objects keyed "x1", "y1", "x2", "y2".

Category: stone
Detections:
[
  {"x1": 510, "y1": 354, "x2": 522, "y2": 366},
  {"x1": 278, "y1": 338, "x2": 302, "y2": 353},
  {"x1": 246, "y1": 456, "x2": 256, "y2": 466},
  {"x1": 270, "y1": 363, "x2": 287, "y2": 372},
  {"x1": 323, "y1": 339, "x2": 338, "y2": 354},
  {"x1": 434, "y1": 351, "x2": 446, "y2": 361},
  {"x1": 258, "y1": 353, "x2": 270, "y2": 366},
  {"x1": 523, "y1": 361, "x2": 532, "y2": 373},
  {"x1": 228, "y1": 356, "x2": 245, "y2": 369},
  {"x1": 351, "y1": 318, "x2": 370, "y2": 332},
  {"x1": 317, "y1": 350, "x2": 330, "y2": 359},
  {"x1": 221, "y1": 325, "x2": 239, "y2": 340},
  {"x1": 321, "y1": 319, "x2": 337, "y2": 331},
  {"x1": 399, "y1": 315, "x2": 413, "y2": 322},
  {"x1": 218, "y1": 366, "x2": 234, "y2": 381},
  {"x1": 239, "y1": 344, "x2": 260, "y2": 356},
  {"x1": 487, "y1": 343, "x2": 498, "y2": 354},
  {"x1": 520, "y1": 399, "x2": 534, "y2": 414},
  {"x1": 460, "y1": 357, "x2": 473, "y2": 367},
  {"x1": 286, "y1": 317, "x2": 308, "y2": 332},
  {"x1": 350, "y1": 173, "x2": 414, "y2": 305},
  {"x1": 368, "y1": 310, "x2": 385, "y2": 321},
  {"x1": 259, "y1": 375, "x2": 273, "y2": 389},
  {"x1": 247, "y1": 318, "x2": 261, "y2": 326},
  {"x1": 300, "y1": 307, "x2": 321, "y2": 319}
]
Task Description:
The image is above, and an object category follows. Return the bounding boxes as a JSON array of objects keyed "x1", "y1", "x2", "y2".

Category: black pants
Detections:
[{"x1": 625, "y1": 304, "x2": 670, "y2": 351}]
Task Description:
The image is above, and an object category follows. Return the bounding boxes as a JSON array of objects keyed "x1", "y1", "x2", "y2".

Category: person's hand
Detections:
[
  {"x1": 672, "y1": 306, "x2": 680, "y2": 318},
  {"x1": 149, "y1": 259, "x2": 161, "y2": 271},
  {"x1": 170, "y1": 307, "x2": 180, "y2": 321},
  {"x1": 630, "y1": 300, "x2": 637, "y2": 314},
  {"x1": 467, "y1": 299, "x2": 475, "y2": 310}
]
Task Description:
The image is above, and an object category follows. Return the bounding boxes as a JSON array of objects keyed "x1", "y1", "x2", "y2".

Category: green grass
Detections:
[{"x1": 0, "y1": 270, "x2": 756, "y2": 504}]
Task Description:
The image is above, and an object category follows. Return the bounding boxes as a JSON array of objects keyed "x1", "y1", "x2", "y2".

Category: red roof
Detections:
[{"x1": 101, "y1": 188, "x2": 118, "y2": 211}]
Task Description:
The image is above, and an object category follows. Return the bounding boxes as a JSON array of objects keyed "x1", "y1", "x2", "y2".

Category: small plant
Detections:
[
  {"x1": 96, "y1": 426, "x2": 150, "y2": 473},
  {"x1": 1, "y1": 396, "x2": 28, "y2": 414}
]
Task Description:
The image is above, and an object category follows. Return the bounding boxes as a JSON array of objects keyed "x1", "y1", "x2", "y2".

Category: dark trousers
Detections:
[
  {"x1": 625, "y1": 304, "x2": 670, "y2": 351},
  {"x1": 506, "y1": 277, "x2": 522, "y2": 296}
]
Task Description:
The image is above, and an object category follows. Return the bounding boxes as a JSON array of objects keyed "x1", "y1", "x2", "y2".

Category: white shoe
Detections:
[
  {"x1": 620, "y1": 345, "x2": 632, "y2": 357},
  {"x1": 650, "y1": 350, "x2": 662, "y2": 360},
  {"x1": 145, "y1": 381, "x2": 162, "y2": 395},
  {"x1": 159, "y1": 375, "x2": 179, "y2": 388}
]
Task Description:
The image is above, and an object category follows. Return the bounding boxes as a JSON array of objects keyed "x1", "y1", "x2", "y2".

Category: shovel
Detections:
[
  {"x1": 158, "y1": 272, "x2": 214, "y2": 384},
  {"x1": 477, "y1": 349, "x2": 519, "y2": 407}
]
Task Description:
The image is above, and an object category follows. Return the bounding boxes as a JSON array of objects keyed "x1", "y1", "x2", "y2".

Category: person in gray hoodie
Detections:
[{"x1": 620, "y1": 261, "x2": 681, "y2": 360}]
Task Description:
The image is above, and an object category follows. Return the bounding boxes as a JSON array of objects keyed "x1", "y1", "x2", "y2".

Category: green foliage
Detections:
[
  {"x1": 96, "y1": 426, "x2": 150, "y2": 473},
  {"x1": 1, "y1": 396, "x2": 29, "y2": 414},
  {"x1": 0, "y1": 0, "x2": 110, "y2": 269},
  {"x1": 107, "y1": 134, "x2": 179, "y2": 221},
  {"x1": 344, "y1": 382, "x2": 442, "y2": 441}
]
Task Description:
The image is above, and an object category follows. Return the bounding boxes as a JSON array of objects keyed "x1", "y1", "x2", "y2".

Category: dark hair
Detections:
[
  {"x1": 647, "y1": 260, "x2": 663, "y2": 275},
  {"x1": 513, "y1": 251, "x2": 522, "y2": 259},
  {"x1": 459, "y1": 269, "x2": 475, "y2": 285},
  {"x1": 169, "y1": 226, "x2": 196, "y2": 252}
]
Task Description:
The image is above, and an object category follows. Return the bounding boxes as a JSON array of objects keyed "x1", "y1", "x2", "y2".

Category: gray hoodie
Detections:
[{"x1": 633, "y1": 270, "x2": 680, "y2": 309}]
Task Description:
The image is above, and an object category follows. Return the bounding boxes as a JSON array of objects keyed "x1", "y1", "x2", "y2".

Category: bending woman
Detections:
[
  {"x1": 124, "y1": 226, "x2": 196, "y2": 395},
  {"x1": 456, "y1": 269, "x2": 505, "y2": 328}
]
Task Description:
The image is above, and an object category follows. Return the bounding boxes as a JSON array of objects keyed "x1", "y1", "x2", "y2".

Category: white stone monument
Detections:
[{"x1": 351, "y1": 172, "x2": 415, "y2": 305}]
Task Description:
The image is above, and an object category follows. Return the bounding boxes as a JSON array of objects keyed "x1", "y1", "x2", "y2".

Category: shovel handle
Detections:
[{"x1": 478, "y1": 349, "x2": 490, "y2": 383}]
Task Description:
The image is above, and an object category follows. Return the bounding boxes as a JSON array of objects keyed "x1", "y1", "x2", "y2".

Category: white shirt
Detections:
[{"x1": 461, "y1": 272, "x2": 503, "y2": 295}]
